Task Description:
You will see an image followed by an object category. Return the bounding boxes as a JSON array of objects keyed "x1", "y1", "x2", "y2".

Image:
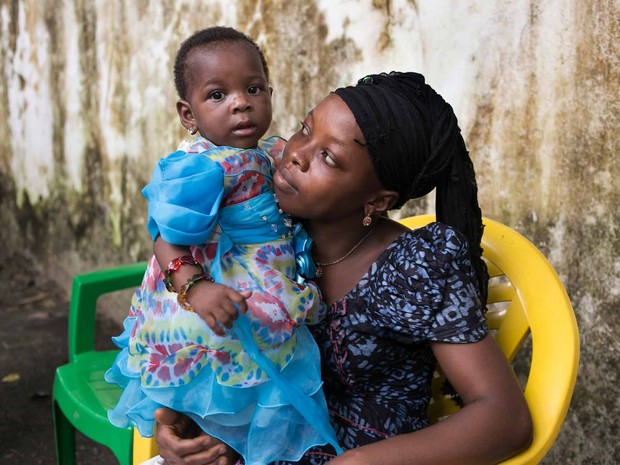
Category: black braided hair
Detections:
[
  {"x1": 173, "y1": 26, "x2": 270, "y2": 101},
  {"x1": 334, "y1": 72, "x2": 488, "y2": 302}
]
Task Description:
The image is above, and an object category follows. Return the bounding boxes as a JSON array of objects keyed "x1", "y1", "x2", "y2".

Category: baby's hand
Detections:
[{"x1": 187, "y1": 282, "x2": 252, "y2": 336}]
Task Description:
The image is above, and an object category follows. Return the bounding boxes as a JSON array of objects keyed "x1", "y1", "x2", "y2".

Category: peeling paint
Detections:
[{"x1": 0, "y1": 1, "x2": 619, "y2": 463}]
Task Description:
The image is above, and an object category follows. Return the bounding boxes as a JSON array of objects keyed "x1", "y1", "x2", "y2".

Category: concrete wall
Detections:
[{"x1": 1, "y1": 1, "x2": 618, "y2": 462}]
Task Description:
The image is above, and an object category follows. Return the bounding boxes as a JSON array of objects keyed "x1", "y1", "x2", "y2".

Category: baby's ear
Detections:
[
  {"x1": 176, "y1": 99, "x2": 195, "y2": 130},
  {"x1": 269, "y1": 86, "x2": 274, "y2": 97}
]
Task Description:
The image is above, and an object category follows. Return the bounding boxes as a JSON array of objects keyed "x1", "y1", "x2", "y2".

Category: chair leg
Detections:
[
  {"x1": 112, "y1": 439, "x2": 134, "y2": 465},
  {"x1": 108, "y1": 422, "x2": 134, "y2": 465},
  {"x1": 53, "y1": 400, "x2": 76, "y2": 465}
]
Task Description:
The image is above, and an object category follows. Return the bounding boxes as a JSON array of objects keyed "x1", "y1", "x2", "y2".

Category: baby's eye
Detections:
[
  {"x1": 248, "y1": 85, "x2": 262, "y2": 95},
  {"x1": 322, "y1": 152, "x2": 337, "y2": 167},
  {"x1": 209, "y1": 91, "x2": 224, "y2": 101}
]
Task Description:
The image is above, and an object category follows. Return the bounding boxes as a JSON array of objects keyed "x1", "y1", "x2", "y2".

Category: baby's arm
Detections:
[{"x1": 153, "y1": 237, "x2": 251, "y2": 336}]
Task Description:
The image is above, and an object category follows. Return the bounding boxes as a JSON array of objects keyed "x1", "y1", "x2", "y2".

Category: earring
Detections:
[
  {"x1": 187, "y1": 127, "x2": 197, "y2": 136},
  {"x1": 362, "y1": 214, "x2": 372, "y2": 227}
]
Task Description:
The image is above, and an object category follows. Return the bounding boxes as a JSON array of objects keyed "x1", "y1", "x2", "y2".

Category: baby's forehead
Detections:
[
  {"x1": 189, "y1": 40, "x2": 256, "y2": 59},
  {"x1": 186, "y1": 41, "x2": 262, "y2": 74}
]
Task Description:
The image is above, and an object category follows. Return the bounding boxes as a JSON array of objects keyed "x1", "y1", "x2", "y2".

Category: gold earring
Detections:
[
  {"x1": 362, "y1": 214, "x2": 372, "y2": 227},
  {"x1": 187, "y1": 127, "x2": 197, "y2": 136}
]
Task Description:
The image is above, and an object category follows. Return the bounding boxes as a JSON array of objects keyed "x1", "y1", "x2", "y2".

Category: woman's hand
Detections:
[{"x1": 155, "y1": 408, "x2": 239, "y2": 465}]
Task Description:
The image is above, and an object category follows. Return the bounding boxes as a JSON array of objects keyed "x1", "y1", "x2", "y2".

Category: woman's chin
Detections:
[{"x1": 273, "y1": 190, "x2": 297, "y2": 215}]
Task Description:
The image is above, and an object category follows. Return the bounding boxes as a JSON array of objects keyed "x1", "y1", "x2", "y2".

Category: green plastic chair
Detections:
[{"x1": 53, "y1": 261, "x2": 148, "y2": 465}]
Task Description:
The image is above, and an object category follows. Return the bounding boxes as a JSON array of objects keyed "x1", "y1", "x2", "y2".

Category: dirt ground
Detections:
[{"x1": 0, "y1": 253, "x2": 124, "y2": 465}]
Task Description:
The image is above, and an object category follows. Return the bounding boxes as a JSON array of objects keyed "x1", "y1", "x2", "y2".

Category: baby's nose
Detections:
[{"x1": 232, "y1": 93, "x2": 251, "y2": 112}]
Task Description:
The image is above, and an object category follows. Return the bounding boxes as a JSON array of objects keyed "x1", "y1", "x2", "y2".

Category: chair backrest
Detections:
[
  {"x1": 399, "y1": 215, "x2": 579, "y2": 465},
  {"x1": 68, "y1": 262, "x2": 148, "y2": 362}
]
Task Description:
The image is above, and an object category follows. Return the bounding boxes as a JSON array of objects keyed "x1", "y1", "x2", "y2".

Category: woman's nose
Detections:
[{"x1": 287, "y1": 143, "x2": 310, "y2": 172}]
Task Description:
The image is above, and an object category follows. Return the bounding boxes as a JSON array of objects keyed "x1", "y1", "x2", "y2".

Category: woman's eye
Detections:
[
  {"x1": 209, "y1": 91, "x2": 224, "y2": 101},
  {"x1": 322, "y1": 152, "x2": 337, "y2": 167},
  {"x1": 300, "y1": 122, "x2": 309, "y2": 136}
]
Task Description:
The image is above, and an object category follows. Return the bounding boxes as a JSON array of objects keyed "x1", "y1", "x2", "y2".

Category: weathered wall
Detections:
[{"x1": 1, "y1": 0, "x2": 618, "y2": 462}]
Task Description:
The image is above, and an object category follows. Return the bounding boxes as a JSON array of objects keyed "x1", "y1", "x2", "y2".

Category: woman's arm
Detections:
[{"x1": 330, "y1": 334, "x2": 533, "y2": 465}]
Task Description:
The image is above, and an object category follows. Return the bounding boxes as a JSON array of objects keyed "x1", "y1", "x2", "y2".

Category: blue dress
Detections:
[{"x1": 105, "y1": 137, "x2": 340, "y2": 465}]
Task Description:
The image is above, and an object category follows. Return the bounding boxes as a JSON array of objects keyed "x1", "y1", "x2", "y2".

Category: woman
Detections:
[{"x1": 153, "y1": 72, "x2": 533, "y2": 465}]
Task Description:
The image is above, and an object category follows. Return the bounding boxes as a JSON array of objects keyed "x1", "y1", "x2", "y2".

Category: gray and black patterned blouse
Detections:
[{"x1": 274, "y1": 222, "x2": 488, "y2": 465}]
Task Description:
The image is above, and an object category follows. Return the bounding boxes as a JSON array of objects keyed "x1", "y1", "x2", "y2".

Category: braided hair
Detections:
[{"x1": 334, "y1": 72, "x2": 488, "y2": 302}]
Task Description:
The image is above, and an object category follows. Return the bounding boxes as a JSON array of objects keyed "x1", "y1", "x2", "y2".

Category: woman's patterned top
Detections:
[{"x1": 271, "y1": 222, "x2": 488, "y2": 464}]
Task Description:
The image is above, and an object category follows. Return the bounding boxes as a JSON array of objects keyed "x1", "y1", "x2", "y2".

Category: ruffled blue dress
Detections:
[{"x1": 105, "y1": 137, "x2": 341, "y2": 464}]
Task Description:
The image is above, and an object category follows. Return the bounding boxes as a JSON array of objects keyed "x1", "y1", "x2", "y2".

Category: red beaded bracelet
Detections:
[
  {"x1": 164, "y1": 255, "x2": 203, "y2": 293},
  {"x1": 177, "y1": 272, "x2": 215, "y2": 311}
]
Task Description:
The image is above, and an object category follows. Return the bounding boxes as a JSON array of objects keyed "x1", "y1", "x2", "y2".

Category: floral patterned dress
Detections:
[
  {"x1": 270, "y1": 222, "x2": 488, "y2": 465},
  {"x1": 105, "y1": 137, "x2": 337, "y2": 465}
]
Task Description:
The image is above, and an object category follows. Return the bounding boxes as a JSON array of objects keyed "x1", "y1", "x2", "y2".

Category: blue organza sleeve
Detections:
[{"x1": 142, "y1": 149, "x2": 224, "y2": 245}]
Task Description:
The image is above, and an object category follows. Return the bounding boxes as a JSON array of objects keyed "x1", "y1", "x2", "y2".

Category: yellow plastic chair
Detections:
[
  {"x1": 52, "y1": 261, "x2": 158, "y2": 465},
  {"x1": 399, "y1": 215, "x2": 579, "y2": 465}
]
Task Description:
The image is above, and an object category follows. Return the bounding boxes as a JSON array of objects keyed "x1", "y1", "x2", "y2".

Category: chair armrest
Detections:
[{"x1": 68, "y1": 261, "x2": 148, "y2": 362}]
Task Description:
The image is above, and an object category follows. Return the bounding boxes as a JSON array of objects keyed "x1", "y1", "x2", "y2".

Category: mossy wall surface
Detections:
[{"x1": 1, "y1": 1, "x2": 618, "y2": 462}]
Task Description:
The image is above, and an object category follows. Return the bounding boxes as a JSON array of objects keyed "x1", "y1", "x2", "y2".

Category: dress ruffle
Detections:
[{"x1": 106, "y1": 319, "x2": 330, "y2": 465}]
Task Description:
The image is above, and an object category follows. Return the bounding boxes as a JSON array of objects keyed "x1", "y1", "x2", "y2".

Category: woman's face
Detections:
[{"x1": 273, "y1": 93, "x2": 383, "y2": 222}]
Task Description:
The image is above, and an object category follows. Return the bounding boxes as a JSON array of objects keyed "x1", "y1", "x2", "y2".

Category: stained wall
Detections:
[{"x1": 1, "y1": 1, "x2": 618, "y2": 462}]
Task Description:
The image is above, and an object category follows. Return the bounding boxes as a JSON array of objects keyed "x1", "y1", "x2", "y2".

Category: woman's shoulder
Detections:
[
  {"x1": 375, "y1": 221, "x2": 473, "y2": 283},
  {"x1": 388, "y1": 221, "x2": 470, "y2": 260},
  {"x1": 355, "y1": 222, "x2": 484, "y2": 336}
]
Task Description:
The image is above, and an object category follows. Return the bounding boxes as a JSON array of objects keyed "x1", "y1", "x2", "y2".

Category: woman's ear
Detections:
[
  {"x1": 365, "y1": 190, "x2": 399, "y2": 216},
  {"x1": 176, "y1": 99, "x2": 195, "y2": 131}
]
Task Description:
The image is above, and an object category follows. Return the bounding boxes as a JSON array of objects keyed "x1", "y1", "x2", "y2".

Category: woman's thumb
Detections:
[{"x1": 155, "y1": 407, "x2": 180, "y2": 426}]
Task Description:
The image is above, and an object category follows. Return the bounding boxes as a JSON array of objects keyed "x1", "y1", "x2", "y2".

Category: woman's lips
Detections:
[{"x1": 273, "y1": 167, "x2": 297, "y2": 193}]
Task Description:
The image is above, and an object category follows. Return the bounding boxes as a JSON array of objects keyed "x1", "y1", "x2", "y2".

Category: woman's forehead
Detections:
[{"x1": 310, "y1": 94, "x2": 366, "y2": 146}]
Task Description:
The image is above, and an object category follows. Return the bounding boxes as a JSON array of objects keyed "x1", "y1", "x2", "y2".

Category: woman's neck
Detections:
[
  {"x1": 305, "y1": 215, "x2": 407, "y2": 306},
  {"x1": 306, "y1": 217, "x2": 371, "y2": 264}
]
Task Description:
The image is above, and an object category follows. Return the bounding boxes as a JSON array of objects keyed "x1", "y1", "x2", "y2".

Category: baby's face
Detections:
[{"x1": 183, "y1": 41, "x2": 272, "y2": 148}]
